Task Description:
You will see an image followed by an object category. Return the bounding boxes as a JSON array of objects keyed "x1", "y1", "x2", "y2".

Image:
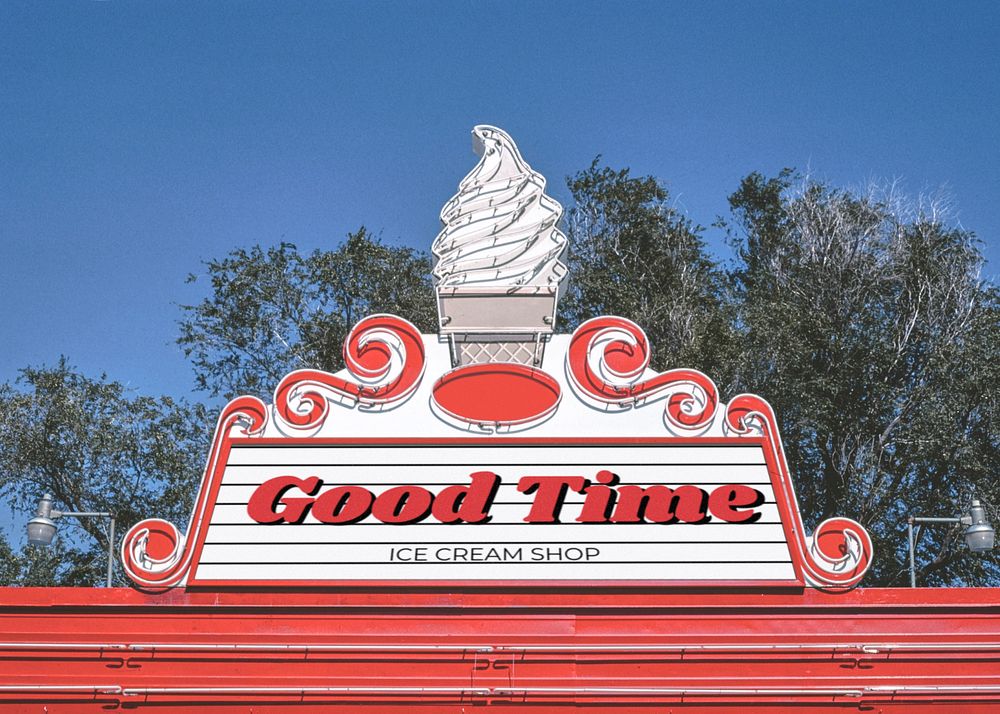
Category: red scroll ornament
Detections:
[
  {"x1": 120, "y1": 396, "x2": 268, "y2": 589},
  {"x1": 726, "y1": 394, "x2": 873, "y2": 588},
  {"x1": 273, "y1": 314, "x2": 426, "y2": 433},
  {"x1": 566, "y1": 316, "x2": 719, "y2": 434},
  {"x1": 121, "y1": 314, "x2": 426, "y2": 589}
]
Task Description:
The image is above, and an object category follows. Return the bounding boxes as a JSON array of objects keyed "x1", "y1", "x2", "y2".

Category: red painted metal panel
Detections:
[{"x1": 1, "y1": 588, "x2": 999, "y2": 711}]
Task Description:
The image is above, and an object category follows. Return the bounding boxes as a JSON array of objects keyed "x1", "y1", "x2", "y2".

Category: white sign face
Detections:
[{"x1": 187, "y1": 440, "x2": 797, "y2": 585}]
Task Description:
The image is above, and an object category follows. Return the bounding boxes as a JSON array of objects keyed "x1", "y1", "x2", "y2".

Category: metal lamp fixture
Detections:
[
  {"x1": 907, "y1": 499, "x2": 995, "y2": 587},
  {"x1": 25, "y1": 493, "x2": 58, "y2": 547},
  {"x1": 26, "y1": 493, "x2": 116, "y2": 587},
  {"x1": 964, "y1": 500, "x2": 996, "y2": 553}
]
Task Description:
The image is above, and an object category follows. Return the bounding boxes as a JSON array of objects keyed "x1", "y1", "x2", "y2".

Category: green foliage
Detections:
[
  {"x1": 563, "y1": 159, "x2": 734, "y2": 384},
  {"x1": 0, "y1": 359, "x2": 208, "y2": 586},
  {"x1": 562, "y1": 161, "x2": 997, "y2": 585},
  {"x1": 0, "y1": 536, "x2": 22, "y2": 584},
  {"x1": 177, "y1": 228, "x2": 437, "y2": 401},
  {"x1": 724, "y1": 172, "x2": 999, "y2": 585}
]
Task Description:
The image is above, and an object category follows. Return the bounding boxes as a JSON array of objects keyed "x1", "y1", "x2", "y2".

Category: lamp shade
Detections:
[
  {"x1": 26, "y1": 515, "x2": 57, "y2": 547},
  {"x1": 964, "y1": 500, "x2": 995, "y2": 553},
  {"x1": 26, "y1": 493, "x2": 58, "y2": 547}
]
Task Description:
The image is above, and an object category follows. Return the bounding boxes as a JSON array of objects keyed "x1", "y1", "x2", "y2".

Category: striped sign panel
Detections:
[{"x1": 190, "y1": 442, "x2": 797, "y2": 583}]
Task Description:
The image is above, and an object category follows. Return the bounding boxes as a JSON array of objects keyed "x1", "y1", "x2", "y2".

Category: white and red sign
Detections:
[
  {"x1": 120, "y1": 314, "x2": 873, "y2": 590},
  {"x1": 121, "y1": 127, "x2": 872, "y2": 591}
]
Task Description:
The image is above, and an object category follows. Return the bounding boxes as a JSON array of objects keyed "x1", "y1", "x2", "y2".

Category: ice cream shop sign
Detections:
[{"x1": 121, "y1": 127, "x2": 872, "y2": 590}]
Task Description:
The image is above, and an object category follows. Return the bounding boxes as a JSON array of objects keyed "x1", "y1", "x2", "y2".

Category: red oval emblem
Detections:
[{"x1": 431, "y1": 363, "x2": 561, "y2": 430}]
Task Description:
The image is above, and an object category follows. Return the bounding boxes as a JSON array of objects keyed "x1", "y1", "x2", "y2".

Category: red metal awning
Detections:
[{"x1": 2, "y1": 587, "x2": 999, "y2": 712}]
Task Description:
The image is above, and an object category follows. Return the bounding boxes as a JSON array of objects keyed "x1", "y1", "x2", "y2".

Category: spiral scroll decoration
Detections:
[
  {"x1": 120, "y1": 396, "x2": 268, "y2": 589},
  {"x1": 806, "y1": 517, "x2": 874, "y2": 588},
  {"x1": 725, "y1": 394, "x2": 873, "y2": 588},
  {"x1": 565, "y1": 316, "x2": 718, "y2": 434},
  {"x1": 273, "y1": 314, "x2": 426, "y2": 434}
]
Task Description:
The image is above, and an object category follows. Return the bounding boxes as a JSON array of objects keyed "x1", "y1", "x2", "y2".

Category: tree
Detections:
[
  {"x1": 562, "y1": 159, "x2": 734, "y2": 383},
  {"x1": 724, "y1": 171, "x2": 999, "y2": 586},
  {"x1": 178, "y1": 228, "x2": 437, "y2": 401},
  {"x1": 0, "y1": 536, "x2": 23, "y2": 584},
  {"x1": 0, "y1": 360, "x2": 208, "y2": 586}
]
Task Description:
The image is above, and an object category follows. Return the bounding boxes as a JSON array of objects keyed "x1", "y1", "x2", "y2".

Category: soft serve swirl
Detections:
[{"x1": 433, "y1": 125, "x2": 567, "y2": 290}]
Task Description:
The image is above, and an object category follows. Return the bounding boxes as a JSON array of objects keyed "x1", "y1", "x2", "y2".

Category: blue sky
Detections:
[{"x1": 2, "y1": 1, "x2": 998, "y2": 401}]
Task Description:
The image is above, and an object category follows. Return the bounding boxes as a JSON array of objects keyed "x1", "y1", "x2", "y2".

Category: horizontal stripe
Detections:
[
  {"x1": 191, "y1": 561, "x2": 798, "y2": 581},
  {"x1": 218, "y1": 464, "x2": 773, "y2": 486},
  {"x1": 226, "y1": 445, "x2": 767, "y2": 467},
  {"x1": 206, "y1": 502, "x2": 783, "y2": 525},
  {"x1": 198, "y1": 541, "x2": 793, "y2": 564}
]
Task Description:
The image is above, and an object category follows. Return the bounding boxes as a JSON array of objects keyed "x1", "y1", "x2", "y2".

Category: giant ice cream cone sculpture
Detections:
[{"x1": 433, "y1": 125, "x2": 567, "y2": 367}]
